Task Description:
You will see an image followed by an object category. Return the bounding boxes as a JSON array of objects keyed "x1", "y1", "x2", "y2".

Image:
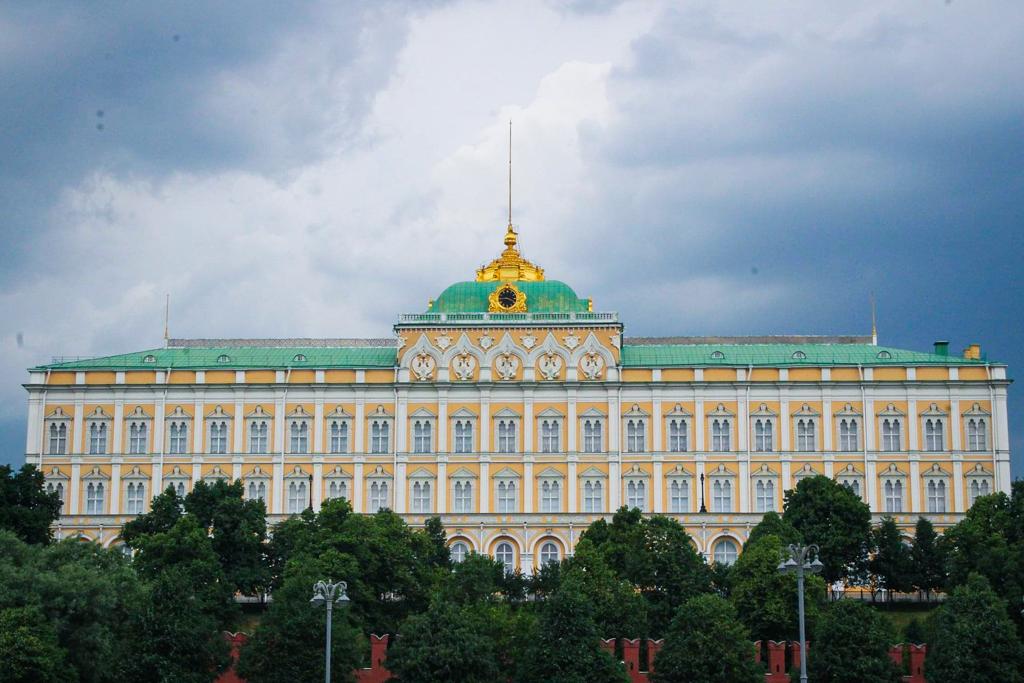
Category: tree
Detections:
[
  {"x1": 578, "y1": 508, "x2": 711, "y2": 636},
  {"x1": 515, "y1": 579, "x2": 627, "y2": 683},
  {"x1": 387, "y1": 598, "x2": 509, "y2": 683},
  {"x1": 652, "y1": 594, "x2": 761, "y2": 683},
  {"x1": 0, "y1": 464, "x2": 62, "y2": 545},
  {"x1": 127, "y1": 516, "x2": 235, "y2": 682},
  {"x1": 783, "y1": 475, "x2": 872, "y2": 584},
  {"x1": 561, "y1": 543, "x2": 648, "y2": 639},
  {"x1": 120, "y1": 485, "x2": 183, "y2": 545},
  {"x1": 809, "y1": 600, "x2": 901, "y2": 683},
  {"x1": 909, "y1": 517, "x2": 945, "y2": 598},
  {"x1": 926, "y1": 574, "x2": 1024, "y2": 683},
  {"x1": 744, "y1": 511, "x2": 801, "y2": 549},
  {"x1": 729, "y1": 533, "x2": 825, "y2": 641},
  {"x1": 941, "y1": 483, "x2": 1024, "y2": 630},
  {"x1": 870, "y1": 517, "x2": 913, "y2": 595},
  {"x1": 0, "y1": 606, "x2": 73, "y2": 683}
]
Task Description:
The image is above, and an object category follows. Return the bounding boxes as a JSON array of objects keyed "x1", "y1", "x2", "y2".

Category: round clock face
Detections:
[{"x1": 498, "y1": 287, "x2": 518, "y2": 309}]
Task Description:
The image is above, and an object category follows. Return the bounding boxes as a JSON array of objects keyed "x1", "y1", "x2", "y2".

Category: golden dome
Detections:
[{"x1": 475, "y1": 224, "x2": 545, "y2": 282}]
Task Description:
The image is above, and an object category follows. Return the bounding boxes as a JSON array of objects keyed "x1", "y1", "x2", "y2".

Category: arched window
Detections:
[
  {"x1": 711, "y1": 419, "x2": 730, "y2": 451},
  {"x1": 369, "y1": 481, "x2": 389, "y2": 511},
  {"x1": 371, "y1": 421, "x2": 389, "y2": 453},
  {"x1": 540, "y1": 480, "x2": 560, "y2": 513},
  {"x1": 249, "y1": 421, "x2": 268, "y2": 453},
  {"x1": 541, "y1": 420, "x2": 560, "y2": 453},
  {"x1": 173, "y1": 481, "x2": 186, "y2": 498},
  {"x1": 450, "y1": 541, "x2": 469, "y2": 563},
  {"x1": 411, "y1": 481, "x2": 431, "y2": 513},
  {"x1": 287, "y1": 481, "x2": 307, "y2": 514},
  {"x1": 88, "y1": 423, "x2": 108, "y2": 454},
  {"x1": 168, "y1": 421, "x2": 188, "y2": 454},
  {"x1": 754, "y1": 419, "x2": 772, "y2": 452},
  {"x1": 497, "y1": 420, "x2": 516, "y2": 453},
  {"x1": 669, "y1": 480, "x2": 688, "y2": 513},
  {"x1": 882, "y1": 419, "x2": 901, "y2": 451},
  {"x1": 496, "y1": 481, "x2": 516, "y2": 513},
  {"x1": 714, "y1": 539, "x2": 739, "y2": 565},
  {"x1": 924, "y1": 419, "x2": 944, "y2": 452},
  {"x1": 712, "y1": 480, "x2": 732, "y2": 512},
  {"x1": 842, "y1": 479, "x2": 861, "y2": 497},
  {"x1": 583, "y1": 481, "x2": 602, "y2": 513},
  {"x1": 46, "y1": 481, "x2": 65, "y2": 508},
  {"x1": 969, "y1": 479, "x2": 992, "y2": 506},
  {"x1": 453, "y1": 420, "x2": 473, "y2": 453},
  {"x1": 413, "y1": 420, "x2": 431, "y2": 453},
  {"x1": 796, "y1": 419, "x2": 815, "y2": 451},
  {"x1": 668, "y1": 419, "x2": 687, "y2": 452},
  {"x1": 755, "y1": 480, "x2": 775, "y2": 512},
  {"x1": 128, "y1": 422, "x2": 148, "y2": 454},
  {"x1": 583, "y1": 420, "x2": 602, "y2": 453},
  {"x1": 209, "y1": 421, "x2": 228, "y2": 454},
  {"x1": 539, "y1": 541, "x2": 559, "y2": 566},
  {"x1": 453, "y1": 481, "x2": 472, "y2": 513},
  {"x1": 927, "y1": 480, "x2": 947, "y2": 513},
  {"x1": 49, "y1": 423, "x2": 68, "y2": 454},
  {"x1": 626, "y1": 480, "x2": 646, "y2": 511},
  {"x1": 884, "y1": 480, "x2": 903, "y2": 513},
  {"x1": 626, "y1": 419, "x2": 645, "y2": 452},
  {"x1": 839, "y1": 419, "x2": 858, "y2": 451},
  {"x1": 495, "y1": 542, "x2": 515, "y2": 574},
  {"x1": 967, "y1": 418, "x2": 987, "y2": 451},
  {"x1": 330, "y1": 420, "x2": 349, "y2": 453},
  {"x1": 85, "y1": 482, "x2": 105, "y2": 514},
  {"x1": 328, "y1": 480, "x2": 347, "y2": 501},
  {"x1": 125, "y1": 482, "x2": 145, "y2": 515},
  {"x1": 290, "y1": 421, "x2": 309, "y2": 453}
]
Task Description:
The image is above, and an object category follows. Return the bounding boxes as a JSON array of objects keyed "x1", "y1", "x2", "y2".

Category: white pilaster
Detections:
[
  {"x1": 608, "y1": 458, "x2": 621, "y2": 510},
  {"x1": 822, "y1": 400, "x2": 833, "y2": 451},
  {"x1": 354, "y1": 398, "x2": 366, "y2": 453},
  {"x1": 781, "y1": 458, "x2": 792, "y2": 493},
  {"x1": 907, "y1": 399, "x2": 919, "y2": 451},
  {"x1": 272, "y1": 462, "x2": 283, "y2": 514},
  {"x1": 313, "y1": 459, "x2": 323, "y2": 510},
  {"x1": 866, "y1": 460, "x2": 878, "y2": 511},
  {"x1": 952, "y1": 459, "x2": 965, "y2": 512},
  {"x1": 523, "y1": 458, "x2": 534, "y2": 513},
  {"x1": 694, "y1": 399, "x2": 704, "y2": 451},
  {"x1": 353, "y1": 458, "x2": 365, "y2": 511},
  {"x1": 652, "y1": 457, "x2": 664, "y2": 513},
  {"x1": 523, "y1": 392, "x2": 534, "y2": 453},
  {"x1": 437, "y1": 391, "x2": 448, "y2": 453},
  {"x1": 69, "y1": 460, "x2": 81, "y2": 514},
  {"x1": 909, "y1": 459, "x2": 921, "y2": 513},
  {"x1": 780, "y1": 399, "x2": 790, "y2": 453},
  {"x1": 567, "y1": 456, "x2": 578, "y2": 513},
  {"x1": 193, "y1": 399, "x2": 204, "y2": 453},
  {"x1": 110, "y1": 459, "x2": 122, "y2": 514},
  {"x1": 950, "y1": 399, "x2": 962, "y2": 451},
  {"x1": 395, "y1": 458, "x2": 407, "y2": 513},
  {"x1": 479, "y1": 458, "x2": 490, "y2": 513},
  {"x1": 652, "y1": 393, "x2": 663, "y2": 452},
  {"x1": 436, "y1": 459, "x2": 447, "y2": 513},
  {"x1": 479, "y1": 393, "x2": 490, "y2": 452},
  {"x1": 72, "y1": 400, "x2": 84, "y2": 454},
  {"x1": 112, "y1": 400, "x2": 124, "y2": 455},
  {"x1": 567, "y1": 389, "x2": 578, "y2": 452},
  {"x1": 313, "y1": 398, "x2": 324, "y2": 454},
  {"x1": 738, "y1": 459, "x2": 750, "y2": 512},
  {"x1": 233, "y1": 399, "x2": 244, "y2": 454}
]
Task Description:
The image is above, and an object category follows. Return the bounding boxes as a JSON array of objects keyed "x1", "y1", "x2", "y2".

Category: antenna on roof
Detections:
[
  {"x1": 507, "y1": 119, "x2": 513, "y2": 228},
  {"x1": 164, "y1": 293, "x2": 170, "y2": 347},
  {"x1": 870, "y1": 292, "x2": 877, "y2": 346}
]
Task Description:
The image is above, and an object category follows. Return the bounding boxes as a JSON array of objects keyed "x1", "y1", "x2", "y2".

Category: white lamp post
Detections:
[
  {"x1": 310, "y1": 580, "x2": 351, "y2": 683},
  {"x1": 777, "y1": 544, "x2": 823, "y2": 683}
]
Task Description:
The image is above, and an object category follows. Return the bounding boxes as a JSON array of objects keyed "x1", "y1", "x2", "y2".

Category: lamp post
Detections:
[
  {"x1": 777, "y1": 544, "x2": 823, "y2": 683},
  {"x1": 699, "y1": 472, "x2": 707, "y2": 513},
  {"x1": 310, "y1": 580, "x2": 351, "y2": 683}
]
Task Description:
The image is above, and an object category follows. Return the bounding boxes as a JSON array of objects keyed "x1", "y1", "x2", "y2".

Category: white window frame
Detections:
[
  {"x1": 451, "y1": 409, "x2": 476, "y2": 454},
  {"x1": 749, "y1": 404, "x2": 776, "y2": 453},
  {"x1": 579, "y1": 408, "x2": 605, "y2": 454},
  {"x1": 493, "y1": 409, "x2": 520, "y2": 454},
  {"x1": 751, "y1": 466, "x2": 778, "y2": 513},
  {"x1": 124, "y1": 478, "x2": 147, "y2": 515},
  {"x1": 878, "y1": 404, "x2": 905, "y2": 452},
  {"x1": 880, "y1": 466, "x2": 906, "y2": 513},
  {"x1": 367, "y1": 466, "x2": 392, "y2": 511},
  {"x1": 205, "y1": 406, "x2": 231, "y2": 455},
  {"x1": 44, "y1": 468, "x2": 68, "y2": 510},
  {"x1": 245, "y1": 467, "x2": 270, "y2": 503},
  {"x1": 44, "y1": 408, "x2": 70, "y2": 455},
  {"x1": 623, "y1": 466, "x2": 649, "y2": 512},
  {"x1": 665, "y1": 466, "x2": 691, "y2": 513},
  {"x1": 537, "y1": 470, "x2": 563, "y2": 513},
  {"x1": 580, "y1": 468, "x2": 606, "y2": 513},
  {"x1": 962, "y1": 403, "x2": 991, "y2": 452},
  {"x1": 835, "y1": 464, "x2": 864, "y2": 499},
  {"x1": 324, "y1": 466, "x2": 351, "y2": 502},
  {"x1": 247, "y1": 407, "x2": 271, "y2": 454},
  {"x1": 665, "y1": 404, "x2": 691, "y2": 454},
  {"x1": 86, "y1": 408, "x2": 112, "y2": 455},
  {"x1": 709, "y1": 467, "x2": 734, "y2": 513},
  {"x1": 835, "y1": 404, "x2": 862, "y2": 452},
  {"x1": 327, "y1": 408, "x2": 352, "y2": 455},
  {"x1": 164, "y1": 406, "x2": 191, "y2": 455},
  {"x1": 713, "y1": 538, "x2": 739, "y2": 566},
  {"x1": 287, "y1": 408, "x2": 312, "y2": 454},
  {"x1": 537, "y1": 409, "x2": 564, "y2": 454},
  {"x1": 124, "y1": 407, "x2": 151, "y2": 455},
  {"x1": 369, "y1": 416, "x2": 392, "y2": 455},
  {"x1": 408, "y1": 470, "x2": 434, "y2": 514},
  {"x1": 450, "y1": 541, "x2": 469, "y2": 563},
  {"x1": 493, "y1": 469, "x2": 520, "y2": 513},
  {"x1": 921, "y1": 405, "x2": 948, "y2": 453},
  {"x1": 924, "y1": 470, "x2": 948, "y2": 513},
  {"x1": 793, "y1": 405, "x2": 820, "y2": 452},
  {"x1": 538, "y1": 541, "x2": 560, "y2": 566},
  {"x1": 409, "y1": 409, "x2": 435, "y2": 454},
  {"x1": 707, "y1": 404, "x2": 734, "y2": 452},
  {"x1": 83, "y1": 467, "x2": 109, "y2": 515},
  {"x1": 450, "y1": 471, "x2": 475, "y2": 513},
  {"x1": 286, "y1": 478, "x2": 309, "y2": 514},
  {"x1": 622, "y1": 404, "x2": 648, "y2": 454},
  {"x1": 966, "y1": 465, "x2": 993, "y2": 506},
  {"x1": 494, "y1": 541, "x2": 515, "y2": 574}
]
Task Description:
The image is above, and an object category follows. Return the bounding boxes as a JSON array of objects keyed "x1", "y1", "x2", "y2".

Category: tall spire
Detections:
[
  {"x1": 870, "y1": 292, "x2": 878, "y2": 346},
  {"x1": 508, "y1": 119, "x2": 513, "y2": 228}
]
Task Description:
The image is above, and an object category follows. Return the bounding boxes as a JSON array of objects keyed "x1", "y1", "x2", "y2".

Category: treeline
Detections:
[{"x1": 2, "y1": 464, "x2": 1023, "y2": 682}]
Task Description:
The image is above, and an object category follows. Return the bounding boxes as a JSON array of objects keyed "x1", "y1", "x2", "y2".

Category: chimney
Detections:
[
  {"x1": 963, "y1": 343, "x2": 981, "y2": 360},
  {"x1": 933, "y1": 341, "x2": 949, "y2": 357}
]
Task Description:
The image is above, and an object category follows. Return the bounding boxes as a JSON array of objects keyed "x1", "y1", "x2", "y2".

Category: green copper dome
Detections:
[{"x1": 430, "y1": 280, "x2": 589, "y2": 313}]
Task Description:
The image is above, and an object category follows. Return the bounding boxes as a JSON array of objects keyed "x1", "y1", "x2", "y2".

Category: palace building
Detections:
[{"x1": 22, "y1": 223, "x2": 1012, "y2": 571}]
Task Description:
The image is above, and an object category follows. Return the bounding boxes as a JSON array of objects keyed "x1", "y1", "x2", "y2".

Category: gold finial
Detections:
[{"x1": 508, "y1": 119, "x2": 513, "y2": 228}]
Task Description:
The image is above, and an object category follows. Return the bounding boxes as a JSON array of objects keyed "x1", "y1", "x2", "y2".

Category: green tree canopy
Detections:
[
  {"x1": 0, "y1": 606, "x2": 73, "y2": 683},
  {"x1": 560, "y1": 543, "x2": 648, "y2": 639},
  {"x1": 0, "y1": 464, "x2": 62, "y2": 545},
  {"x1": 744, "y1": 511, "x2": 801, "y2": 549},
  {"x1": 514, "y1": 578, "x2": 627, "y2": 683},
  {"x1": 870, "y1": 517, "x2": 913, "y2": 594},
  {"x1": 577, "y1": 507, "x2": 710, "y2": 636},
  {"x1": 809, "y1": 600, "x2": 901, "y2": 683},
  {"x1": 651, "y1": 594, "x2": 761, "y2": 683},
  {"x1": 729, "y1": 533, "x2": 825, "y2": 641},
  {"x1": 909, "y1": 517, "x2": 945, "y2": 597},
  {"x1": 926, "y1": 574, "x2": 1024, "y2": 683},
  {"x1": 783, "y1": 475, "x2": 872, "y2": 583}
]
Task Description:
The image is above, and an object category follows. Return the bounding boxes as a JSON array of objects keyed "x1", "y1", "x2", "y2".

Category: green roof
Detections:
[
  {"x1": 35, "y1": 346, "x2": 397, "y2": 371},
  {"x1": 621, "y1": 343, "x2": 989, "y2": 367},
  {"x1": 431, "y1": 280, "x2": 589, "y2": 314}
]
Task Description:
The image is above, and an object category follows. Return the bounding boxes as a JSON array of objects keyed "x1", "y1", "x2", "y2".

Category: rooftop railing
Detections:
[{"x1": 397, "y1": 311, "x2": 618, "y2": 324}]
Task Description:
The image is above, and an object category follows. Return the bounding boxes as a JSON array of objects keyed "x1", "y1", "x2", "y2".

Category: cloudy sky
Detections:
[{"x1": 1, "y1": 1, "x2": 1022, "y2": 473}]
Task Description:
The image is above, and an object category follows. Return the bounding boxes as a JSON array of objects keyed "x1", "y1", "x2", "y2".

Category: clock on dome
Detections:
[{"x1": 489, "y1": 282, "x2": 527, "y2": 313}]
